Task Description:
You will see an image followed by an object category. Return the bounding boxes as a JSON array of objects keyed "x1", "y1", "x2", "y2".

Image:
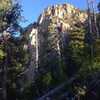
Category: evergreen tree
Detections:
[{"x1": 0, "y1": 0, "x2": 29, "y2": 100}]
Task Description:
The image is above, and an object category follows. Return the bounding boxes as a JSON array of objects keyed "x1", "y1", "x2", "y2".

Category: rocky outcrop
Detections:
[
  {"x1": 24, "y1": 3, "x2": 88, "y2": 81},
  {"x1": 38, "y1": 4, "x2": 87, "y2": 31},
  {"x1": 37, "y1": 3, "x2": 87, "y2": 69}
]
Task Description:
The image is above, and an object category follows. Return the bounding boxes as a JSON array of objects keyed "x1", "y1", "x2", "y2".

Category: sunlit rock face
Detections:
[
  {"x1": 29, "y1": 28, "x2": 38, "y2": 46},
  {"x1": 23, "y1": 23, "x2": 39, "y2": 82},
  {"x1": 24, "y1": 3, "x2": 88, "y2": 81},
  {"x1": 37, "y1": 3, "x2": 88, "y2": 69},
  {"x1": 38, "y1": 3, "x2": 88, "y2": 31}
]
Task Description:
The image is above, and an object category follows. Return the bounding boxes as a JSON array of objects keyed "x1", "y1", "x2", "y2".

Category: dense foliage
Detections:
[
  {"x1": 0, "y1": 0, "x2": 29, "y2": 100},
  {"x1": 0, "y1": 1, "x2": 100, "y2": 100}
]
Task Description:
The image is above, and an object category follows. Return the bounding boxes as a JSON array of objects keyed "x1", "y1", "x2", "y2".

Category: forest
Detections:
[{"x1": 0, "y1": 0, "x2": 100, "y2": 100}]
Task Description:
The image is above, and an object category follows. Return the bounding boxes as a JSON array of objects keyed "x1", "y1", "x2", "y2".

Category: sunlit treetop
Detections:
[{"x1": 0, "y1": 0, "x2": 12, "y2": 11}]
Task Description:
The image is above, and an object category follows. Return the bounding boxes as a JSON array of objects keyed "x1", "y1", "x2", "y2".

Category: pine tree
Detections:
[{"x1": 0, "y1": 1, "x2": 28, "y2": 100}]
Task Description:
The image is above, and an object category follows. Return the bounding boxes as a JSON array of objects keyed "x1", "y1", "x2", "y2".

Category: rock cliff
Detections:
[{"x1": 24, "y1": 3, "x2": 88, "y2": 81}]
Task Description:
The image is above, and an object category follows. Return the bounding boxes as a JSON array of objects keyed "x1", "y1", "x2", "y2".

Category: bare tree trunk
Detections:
[{"x1": 2, "y1": 44, "x2": 7, "y2": 100}]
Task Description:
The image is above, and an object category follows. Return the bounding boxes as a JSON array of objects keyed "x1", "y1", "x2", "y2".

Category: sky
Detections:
[{"x1": 20, "y1": 0, "x2": 99, "y2": 27}]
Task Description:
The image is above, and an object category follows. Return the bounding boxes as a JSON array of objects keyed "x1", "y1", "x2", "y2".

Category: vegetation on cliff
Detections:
[{"x1": 0, "y1": 1, "x2": 100, "y2": 100}]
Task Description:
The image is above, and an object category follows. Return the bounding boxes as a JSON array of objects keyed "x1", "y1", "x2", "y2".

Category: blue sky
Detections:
[{"x1": 20, "y1": 0, "x2": 99, "y2": 27}]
